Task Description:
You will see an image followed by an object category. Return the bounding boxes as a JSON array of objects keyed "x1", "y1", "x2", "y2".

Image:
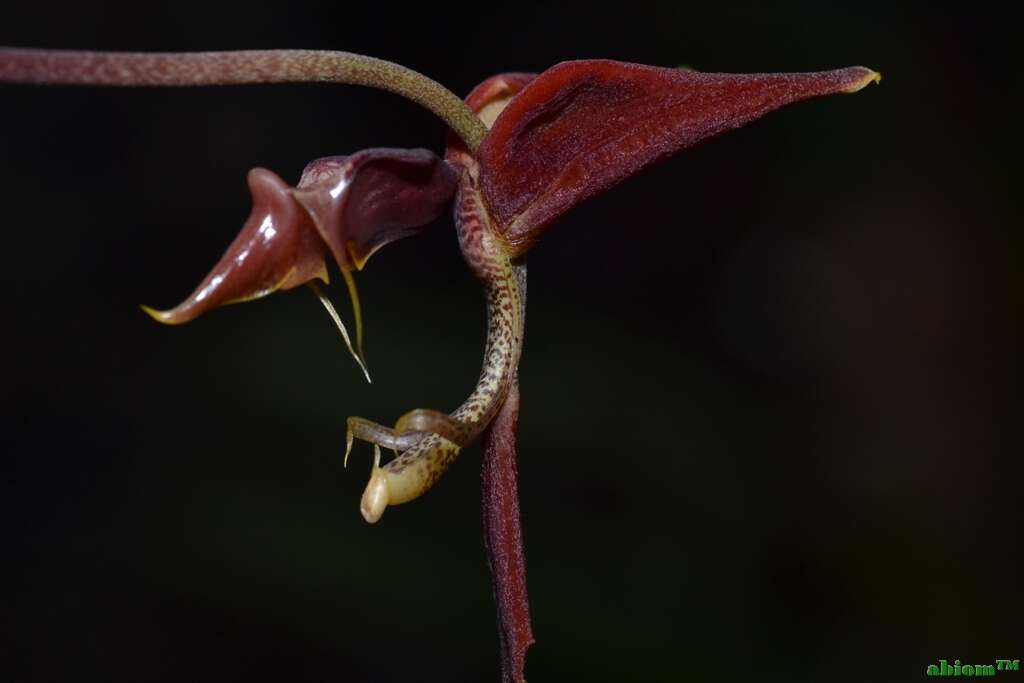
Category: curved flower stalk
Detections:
[
  {"x1": 0, "y1": 47, "x2": 879, "y2": 683},
  {"x1": 348, "y1": 73, "x2": 537, "y2": 523}
]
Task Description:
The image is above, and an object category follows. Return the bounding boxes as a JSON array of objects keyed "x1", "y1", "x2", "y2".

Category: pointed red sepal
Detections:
[
  {"x1": 478, "y1": 61, "x2": 880, "y2": 255},
  {"x1": 144, "y1": 149, "x2": 457, "y2": 324}
]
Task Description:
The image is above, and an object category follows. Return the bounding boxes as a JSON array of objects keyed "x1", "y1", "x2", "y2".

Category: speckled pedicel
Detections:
[{"x1": 355, "y1": 149, "x2": 525, "y2": 523}]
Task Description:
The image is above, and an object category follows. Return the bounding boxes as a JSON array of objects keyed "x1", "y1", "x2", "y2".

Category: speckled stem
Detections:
[
  {"x1": 355, "y1": 158, "x2": 524, "y2": 522},
  {"x1": 0, "y1": 47, "x2": 487, "y2": 152}
]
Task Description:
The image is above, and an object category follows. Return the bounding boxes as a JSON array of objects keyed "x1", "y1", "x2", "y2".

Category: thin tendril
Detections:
[
  {"x1": 341, "y1": 268, "x2": 366, "y2": 367},
  {"x1": 308, "y1": 281, "x2": 372, "y2": 384}
]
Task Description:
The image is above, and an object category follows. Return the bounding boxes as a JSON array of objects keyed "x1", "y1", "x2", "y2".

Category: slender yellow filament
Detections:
[
  {"x1": 340, "y1": 268, "x2": 366, "y2": 368},
  {"x1": 308, "y1": 282, "x2": 371, "y2": 384}
]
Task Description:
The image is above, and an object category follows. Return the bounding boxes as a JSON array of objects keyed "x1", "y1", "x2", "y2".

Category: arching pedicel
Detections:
[
  {"x1": 350, "y1": 161, "x2": 528, "y2": 522},
  {"x1": 344, "y1": 74, "x2": 535, "y2": 523}
]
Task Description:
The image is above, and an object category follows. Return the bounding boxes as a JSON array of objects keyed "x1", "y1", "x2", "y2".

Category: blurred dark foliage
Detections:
[{"x1": 1, "y1": 3, "x2": 1018, "y2": 681}]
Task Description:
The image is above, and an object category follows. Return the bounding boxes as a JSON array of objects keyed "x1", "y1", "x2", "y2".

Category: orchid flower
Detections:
[{"x1": 0, "y1": 47, "x2": 879, "y2": 683}]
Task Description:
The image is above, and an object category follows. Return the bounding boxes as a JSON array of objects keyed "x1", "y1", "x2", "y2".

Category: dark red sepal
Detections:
[
  {"x1": 478, "y1": 61, "x2": 879, "y2": 255},
  {"x1": 481, "y1": 381, "x2": 533, "y2": 683}
]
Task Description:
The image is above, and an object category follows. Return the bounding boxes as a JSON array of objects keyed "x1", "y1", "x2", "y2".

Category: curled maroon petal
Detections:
[
  {"x1": 478, "y1": 61, "x2": 880, "y2": 255},
  {"x1": 144, "y1": 167, "x2": 326, "y2": 324},
  {"x1": 292, "y1": 148, "x2": 458, "y2": 271}
]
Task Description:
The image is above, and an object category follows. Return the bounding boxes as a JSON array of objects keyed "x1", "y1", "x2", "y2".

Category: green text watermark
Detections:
[{"x1": 926, "y1": 660, "x2": 1020, "y2": 677}]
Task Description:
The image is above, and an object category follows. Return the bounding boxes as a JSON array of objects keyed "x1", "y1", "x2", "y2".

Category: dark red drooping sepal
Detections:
[
  {"x1": 145, "y1": 148, "x2": 457, "y2": 324},
  {"x1": 478, "y1": 61, "x2": 880, "y2": 255},
  {"x1": 481, "y1": 381, "x2": 533, "y2": 683}
]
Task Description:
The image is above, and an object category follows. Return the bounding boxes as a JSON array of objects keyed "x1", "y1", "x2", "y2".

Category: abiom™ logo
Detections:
[{"x1": 925, "y1": 660, "x2": 1020, "y2": 677}]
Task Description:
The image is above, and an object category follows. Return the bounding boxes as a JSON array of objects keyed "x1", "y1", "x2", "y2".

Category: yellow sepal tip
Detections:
[{"x1": 845, "y1": 68, "x2": 882, "y2": 93}]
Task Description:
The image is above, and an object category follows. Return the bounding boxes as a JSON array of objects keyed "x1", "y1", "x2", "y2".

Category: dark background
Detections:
[{"x1": 2, "y1": 3, "x2": 1019, "y2": 681}]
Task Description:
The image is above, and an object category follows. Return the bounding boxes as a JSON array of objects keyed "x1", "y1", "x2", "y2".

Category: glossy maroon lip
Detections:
[{"x1": 142, "y1": 148, "x2": 457, "y2": 325}]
